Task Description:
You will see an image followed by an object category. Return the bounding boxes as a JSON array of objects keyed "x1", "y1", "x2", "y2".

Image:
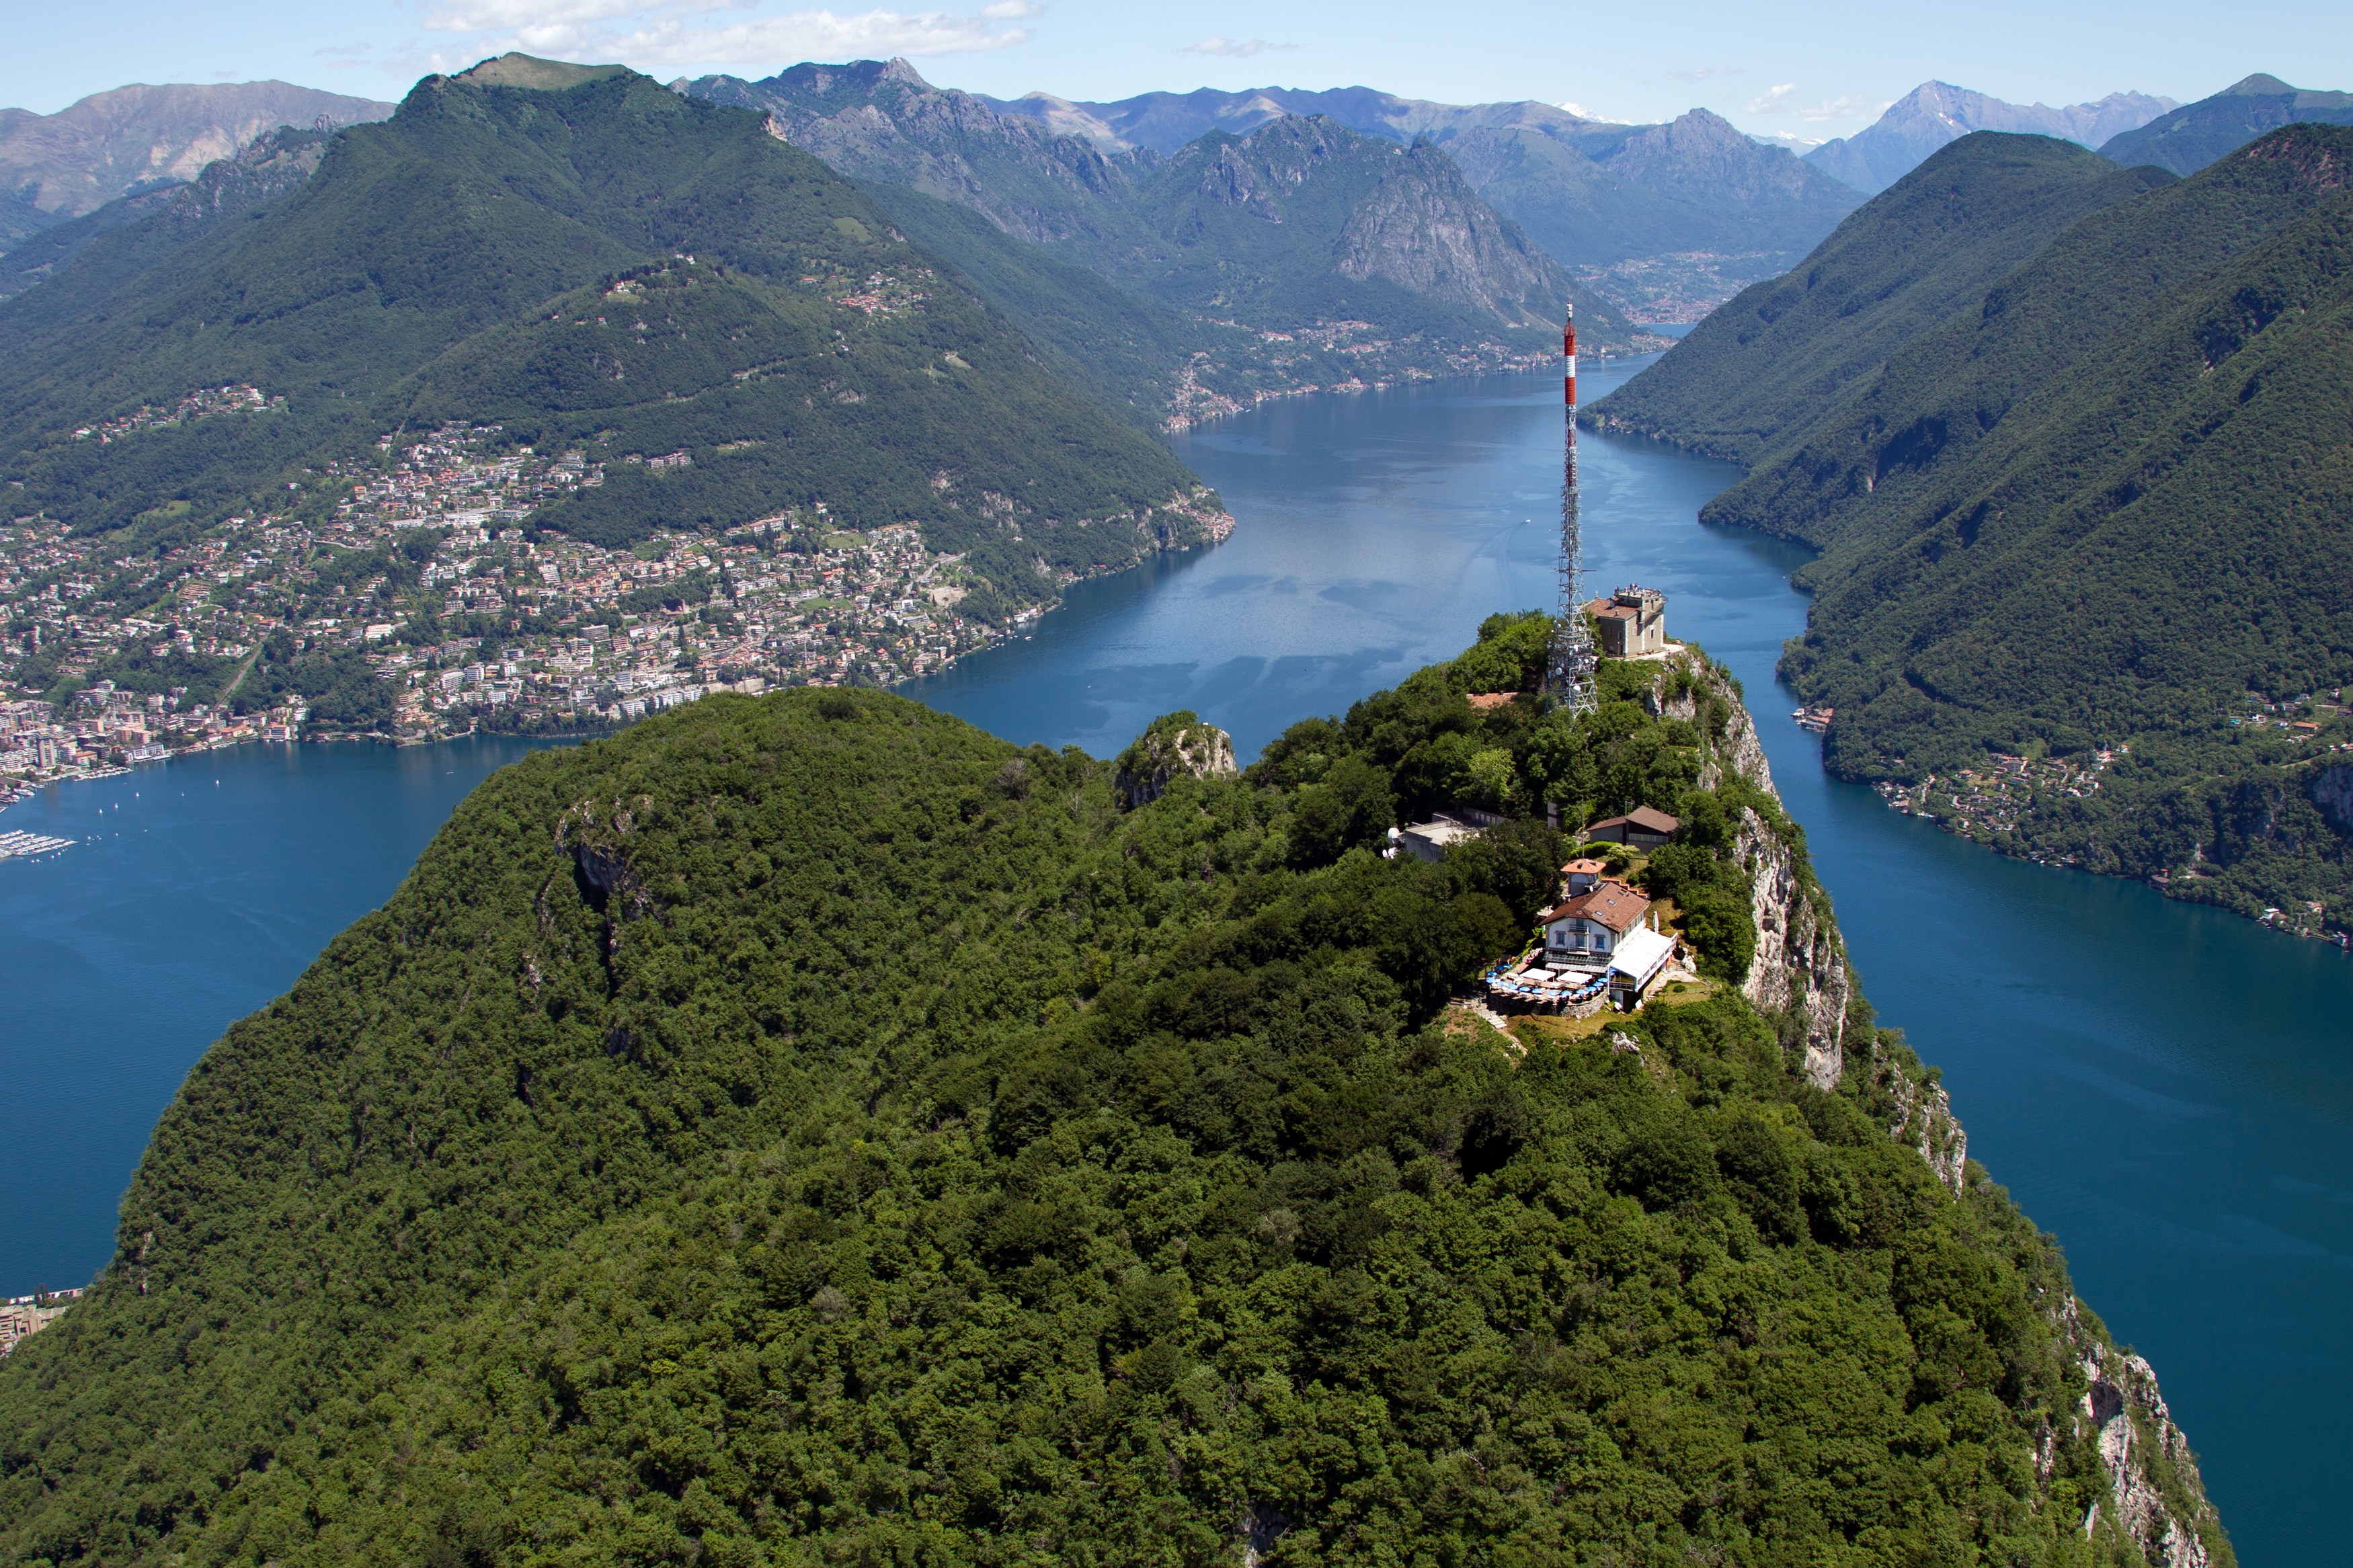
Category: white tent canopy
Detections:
[{"x1": 1607, "y1": 927, "x2": 1675, "y2": 992}]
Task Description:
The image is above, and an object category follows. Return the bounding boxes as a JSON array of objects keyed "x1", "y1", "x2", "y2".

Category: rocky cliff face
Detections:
[
  {"x1": 1330, "y1": 139, "x2": 1568, "y2": 327},
  {"x1": 1115, "y1": 714, "x2": 1239, "y2": 808},
  {"x1": 1652, "y1": 652, "x2": 1851, "y2": 1089},
  {"x1": 690, "y1": 60, "x2": 1148, "y2": 249},
  {"x1": 1654, "y1": 649, "x2": 2227, "y2": 1560},
  {"x1": 2052, "y1": 1300, "x2": 2234, "y2": 1566}
]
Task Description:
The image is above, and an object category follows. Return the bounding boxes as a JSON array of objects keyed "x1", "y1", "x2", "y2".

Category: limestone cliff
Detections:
[
  {"x1": 1629, "y1": 646, "x2": 2225, "y2": 1563},
  {"x1": 1648, "y1": 649, "x2": 1851, "y2": 1089},
  {"x1": 1114, "y1": 712, "x2": 1239, "y2": 809}
]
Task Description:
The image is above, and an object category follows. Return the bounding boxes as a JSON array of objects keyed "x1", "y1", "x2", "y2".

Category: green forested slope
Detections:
[
  {"x1": 1705, "y1": 125, "x2": 2351, "y2": 551},
  {"x1": 1731, "y1": 128, "x2": 2353, "y2": 925},
  {"x1": 0, "y1": 58, "x2": 1204, "y2": 571},
  {"x1": 1581, "y1": 133, "x2": 2170, "y2": 467},
  {"x1": 0, "y1": 629, "x2": 2226, "y2": 1566},
  {"x1": 851, "y1": 179, "x2": 1202, "y2": 429},
  {"x1": 2099, "y1": 73, "x2": 2353, "y2": 176}
]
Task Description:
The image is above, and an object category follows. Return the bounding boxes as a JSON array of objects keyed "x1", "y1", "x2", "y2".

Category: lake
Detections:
[{"x1": 2, "y1": 357, "x2": 2340, "y2": 1563}]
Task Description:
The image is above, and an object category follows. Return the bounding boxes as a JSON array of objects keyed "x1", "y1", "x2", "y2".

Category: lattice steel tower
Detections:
[{"x1": 1546, "y1": 306, "x2": 1598, "y2": 715}]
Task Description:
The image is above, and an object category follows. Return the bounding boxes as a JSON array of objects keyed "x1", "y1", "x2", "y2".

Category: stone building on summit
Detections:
[{"x1": 1587, "y1": 585, "x2": 1667, "y2": 657}]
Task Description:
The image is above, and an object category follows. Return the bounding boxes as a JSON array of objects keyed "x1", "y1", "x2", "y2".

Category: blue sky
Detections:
[{"x1": 8, "y1": 0, "x2": 2348, "y2": 134}]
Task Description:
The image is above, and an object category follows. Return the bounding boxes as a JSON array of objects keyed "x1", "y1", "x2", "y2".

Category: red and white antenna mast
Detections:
[{"x1": 1546, "y1": 304, "x2": 1597, "y2": 715}]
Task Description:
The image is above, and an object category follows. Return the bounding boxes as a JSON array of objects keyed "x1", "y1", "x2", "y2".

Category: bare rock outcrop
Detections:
[{"x1": 1115, "y1": 712, "x2": 1239, "y2": 809}]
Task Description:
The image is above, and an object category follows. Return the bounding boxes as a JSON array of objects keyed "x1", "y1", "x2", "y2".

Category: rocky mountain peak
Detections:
[
  {"x1": 0, "y1": 79, "x2": 391, "y2": 222},
  {"x1": 762, "y1": 57, "x2": 936, "y2": 97},
  {"x1": 1807, "y1": 79, "x2": 2176, "y2": 194}
]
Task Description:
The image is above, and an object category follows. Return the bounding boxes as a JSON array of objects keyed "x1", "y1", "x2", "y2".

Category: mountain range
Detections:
[
  {"x1": 1802, "y1": 82, "x2": 2175, "y2": 196},
  {"x1": 975, "y1": 79, "x2": 1595, "y2": 153},
  {"x1": 684, "y1": 60, "x2": 1644, "y2": 423},
  {"x1": 952, "y1": 73, "x2": 1870, "y2": 317},
  {"x1": 0, "y1": 80, "x2": 390, "y2": 246},
  {"x1": 0, "y1": 67, "x2": 2203, "y2": 337},
  {"x1": 0, "y1": 56, "x2": 1221, "y2": 618},
  {"x1": 2099, "y1": 72, "x2": 2353, "y2": 174},
  {"x1": 1590, "y1": 121, "x2": 2353, "y2": 933}
]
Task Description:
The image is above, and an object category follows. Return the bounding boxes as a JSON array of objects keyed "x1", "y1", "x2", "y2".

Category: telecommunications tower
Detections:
[{"x1": 1546, "y1": 305, "x2": 1598, "y2": 715}]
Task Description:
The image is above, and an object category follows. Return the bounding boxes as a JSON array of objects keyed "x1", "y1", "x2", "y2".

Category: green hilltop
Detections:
[
  {"x1": 0, "y1": 626, "x2": 2229, "y2": 1564},
  {"x1": 0, "y1": 60, "x2": 1215, "y2": 604}
]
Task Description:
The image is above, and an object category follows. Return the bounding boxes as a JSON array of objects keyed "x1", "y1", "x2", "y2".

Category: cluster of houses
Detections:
[{"x1": 1393, "y1": 800, "x2": 1692, "y2": 1018}]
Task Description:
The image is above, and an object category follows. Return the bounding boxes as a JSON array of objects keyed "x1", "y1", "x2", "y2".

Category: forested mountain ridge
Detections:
[
  {"x1": 1611, "y1": 121, "x2": 2353, "y2": 934},
  {"x1": 0, "y1": 56, "x2": 1221, "y2": 613},
  {"x1": 1581, "y1": 132, "x2": 2171, "y2": 467},
  {"x1": 2100, "y1": 72, "x2": 2353, "y2": 175},
  {"x1": 1700, "y1": 125, "x2": 2346, "y2": 551},
  {"x1": 0, "y1": 625, "x2": 2227, "y2": 1565}
]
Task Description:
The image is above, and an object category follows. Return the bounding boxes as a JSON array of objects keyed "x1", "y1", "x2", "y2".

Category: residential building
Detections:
[{"x1": 1542, "y1": 879, "x2": 1652, "y2": 968}]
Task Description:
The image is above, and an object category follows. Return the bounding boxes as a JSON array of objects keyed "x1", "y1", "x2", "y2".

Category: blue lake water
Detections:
[
  {"x1": 0, "y1": 736, "x2": 567, "y2": 1291},
  {"x1": 2, "y1": 358, "x2": 2341, "y2": 1563}
]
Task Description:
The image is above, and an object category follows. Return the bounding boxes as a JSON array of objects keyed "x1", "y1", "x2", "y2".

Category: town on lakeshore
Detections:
[{"x1": 1, "y1": 411, "x2": 1098, "y2": 787}]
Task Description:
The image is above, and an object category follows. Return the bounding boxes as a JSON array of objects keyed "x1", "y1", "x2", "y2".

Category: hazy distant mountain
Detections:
[
  {"x1": 2099, "y1": 73, "x2": 2353, "y2": 174},
  {"x1": 690, "y1": 60, "x2": 1622, "y2": 332},
  {"x1": 973, "y1": 83, "x2": 1590, "y2": 154},
  {"x1": 686, "y1": 59, "x2": 1150, "y2": 251},
  {"x1": 0, "y1": 122, "x2": 339, "y2": 300},
  {"x1": 0, "y1": 81, "x2": 391, "y2": 238},
  {"x1": 1805, "y1": 82, "x2": 2174, "y2": 194},
  {"x1": 1444, "y1": 110, "x2": 1861, "y2": 269},
  {"x1": 953, "y1": 76, "x2": 1863, "y2": 320}
]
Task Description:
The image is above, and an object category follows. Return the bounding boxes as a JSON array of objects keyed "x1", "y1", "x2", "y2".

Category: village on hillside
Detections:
[{"x1": 1, "y1": 412, "x2": 1070, "y2": 787}]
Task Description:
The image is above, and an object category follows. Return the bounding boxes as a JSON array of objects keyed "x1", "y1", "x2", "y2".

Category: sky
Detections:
[{"x1": 5, "y1": 0, "x2": 2349, "y2": 136}]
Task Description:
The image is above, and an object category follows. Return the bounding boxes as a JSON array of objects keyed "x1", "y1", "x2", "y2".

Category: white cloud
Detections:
[
  {"x1": 1182, "y1": 36, "x2": 1293, "y2": 58},
  {"x1": 420, "y1": 1, "x2": 1036, "y2": 72},
  {"x1": 1558, "y1": 101, "x2": 1628, "y2": 123},
  {"x1": 1745, "y1": 82, "x2": 1869, "y2": 121}
]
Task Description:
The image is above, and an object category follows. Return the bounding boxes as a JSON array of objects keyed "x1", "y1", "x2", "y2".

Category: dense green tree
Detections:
[{"x1": 0, "y1": 632, "x2": 2225, "y2": 1568}]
